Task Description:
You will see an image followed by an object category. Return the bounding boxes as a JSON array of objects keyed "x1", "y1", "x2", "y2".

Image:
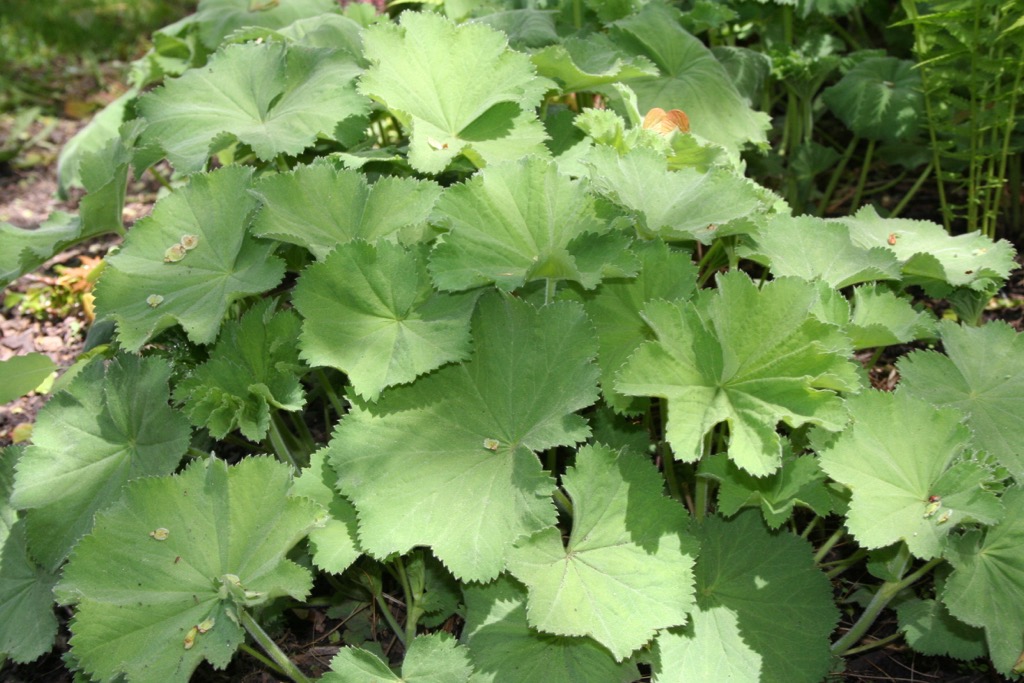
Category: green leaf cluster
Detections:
[{"x1": 1, "y1": 1, "x2": 1022, "y2": 680}]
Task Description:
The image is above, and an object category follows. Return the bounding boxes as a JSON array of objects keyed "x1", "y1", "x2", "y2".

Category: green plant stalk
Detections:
[
  {"x1": 831, "y1": 557, "x2": 943, "y2": 655},
  {"x1": 315, "y1": 368, "x2": 348, "y2": 419},
  {"x1": 239, "y1": 608, "x2": 311, "y2": 683},
  {"x1": 990, "y1": 53, "x2": 1024, "y2": 236},
  {"x1": 813, "y1": 526, "x2": 845, "y2": 564},
  {"x1": 661, "y1": 446, "x2": 683, "y2": 504},
  {"x1": 553, "y1": 487, "x2": 574, "y2": 516},
  {"x1": 817, "y1": 136, "x2": 859, "y2": 216},
  {"x1": 239, "y1": 642, "x2": 289, "y2": 678},
  {"x1": 392, "y1": 556, "x2": 422, "y2": 646},
  {"x1": 267, "y1": 414, "x2": 301, "y2": 473},
  {"x1": 373, "y1": 591, "x2": 407, "y2": 648},
  {"x1": 850, "y1": 139, "x2": 876, "y2": 211},
  {"x1": 890, "y1": 161, "x2": 933, "y2": 218},
  {"x1": 544, "y1": 277, "x2": 557, "y2": 305},
  {"x1": 841, "y1": 630, "x2": 903, "y2": 656},
  {"x1": 825, "y1": 548, "x2": 867, "y2": 580}
]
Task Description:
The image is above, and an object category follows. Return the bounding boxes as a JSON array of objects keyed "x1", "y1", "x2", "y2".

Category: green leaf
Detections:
[
  {"x1": 139, "y1": 42, "x2": 368, "y2": 173},
  {"x1": 506, "y1": 444, "x2": 696, "y2": 661},
  {"x1": 0, "y1": 446, "x2": 17, "y2": 549},
  {"x1": 463, "y1": 576, "x2": 639, "y2": 683},
  {"x1": 818, "y1": 390, "x2": 1002, "y2": 559},
  {"x1": 188, "y1": 0, "x2": 340, "y2": 49},
  {"x1": 94, "y1": 166, "x2": 286, "y2": 351},
  {"x1": 822, "y1": 57, "x2": 923, "y2": 142},
  {"x1": 846, "y1": 284, "x2": 935, "y2": 350},
  {"x1": 430, "y1": 156, "x2": 636, "y2": 293},
  {"x1": 11, "y1": 355, "x2": 192, "y2": 570},
  {"x1": 327, "y1": 294, "x2": 599, "y2": 581},
  {"x1": 745, "y1": 214, "x2": 901, "y2": 288},
  {"x1": 610, "y1": 3, "x2": 771, "y2": 157},
  {"x1": 899, "y1": 321, "x2": 1024, "y2": 479},
  {"x1": 56, "y1": 457, "x2": 325, "y2": 683},
  {"x1": 897, "y1": 597, "x2": 986, "y2": 661},
  {"x1": 531, "y1": 35, "x2": 658, "y2": 92},
  {"x1": 0, "y1": 354, "x2": 57, "y2": 404},
  {"x1": 575, "y1": 240, "x2": 697, "y2": 414},
  {"x1": 653, "y1": 511, "x2": 838, "y2": 683},
  {"x1": 616, "y1": 272, "x2": 856, "y2": 475},
  {"x1": 0, "y1": 212, "x2": 86, "y2": 288},
  {"x1": 357, "y1": 12, "x2": 551, "y2": 173},
  {"x1": 251, "y1": 163, "x2": 442, "y2": 259},
  {"x1": 0, "y1": 519, "x2": 59, "y2": 664},
  {"x1": 291, "y1": 451, "x2": 360, "y2": 575},
  {"x1": 943, "y1": 486, "x2": 1024, "y2": 676},
  {"x1": 173, "y1": 300, "x2": 305, "y2": 441},
  {"x1": 294, "y1": 240, "x2": 478, "y2": 400},
  {"x1": 56, "y1": 89, "x2": 136, "y2": 195},
  {"x1": 324, "y1": 633, "x2": 473, "y2": 683},
  {"x1": 585, "y1": 146, "x2": 767, "y2": 243},
  {"x1": 78, "y1": 120, "x2": 145, "y2": 237},
  {"x1": 834, "y1": 206, "x2": 1017, "y2": 293},
  {"x1": 700, "y1": 448, "x2": 833, "y2": 529},
  {"x1": 652, "y1": 607, "x2": 760, "y2": 683}
]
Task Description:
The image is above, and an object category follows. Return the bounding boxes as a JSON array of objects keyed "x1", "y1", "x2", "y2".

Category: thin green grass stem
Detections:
[
  {"x1": 890, "y1": 161, "x2": 933, "y2": 218},
  {"x1": 817, "y1": 136, "x2": 859, "y2": 216},
  {"x1": 850, "y1": 138, "x2": 876, "y2": 212}
]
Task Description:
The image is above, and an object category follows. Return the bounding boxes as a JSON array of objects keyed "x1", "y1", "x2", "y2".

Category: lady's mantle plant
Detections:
[{"x1": 1, "y1": 0, "x2": 1021, "y2": 681}]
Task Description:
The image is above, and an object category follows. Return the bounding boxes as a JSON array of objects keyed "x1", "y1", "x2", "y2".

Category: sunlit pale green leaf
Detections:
[
  {"x1": 11, "y1": 355, "x2": 191, "y2": 570},
  {"x1": 291, "y1": 452, "x2": 360, "y2": 575},
  {"x1": 900, "y1": 321, "x2": 1024, "y2": 479},
  {"x1": 295, "y1": 240, "x2": 478, "y2": 400},
  {"x1": 943, "y1": 486, "x2": 1024, "y2": 676},
  {"x1": 745, "y1": 214, "x2": 901, "y2": 288},
  {"x1": 463, "y1": 576, "x2": 639, "y2": 683},
  {"x1": 586, "y1": 146, "x2": 767, "y2": 243},
  {"x1": 846, "y1": 284, "x2": 935, "y2": 350},
  {"x1": 327, "y1": 294, "x2": 599, "y2": 581},
  {"x1": 173, "y1": 300, "x2": 305, "y2": 441},
  {"x1": 139, "y1": 42, "x2": 368, "y2": 173},
  {"x1": 324, "y1": 633, "x2": 472, "y2": 683},
  {"x1": 430, "y1": 156, "x2": 636, "y2": 293},
  {"x1": 653, "y1": 512, "x2": 838, "y2": 683},
  {"x1": 56, "y1": 457, "x2": 325, "y2": 683},
  {"x1": 610, "y1": 3, "x2": 771, "y2": 157},
  {"x1": 617, "y1": 272, "x2": 857, "y2": 475},
  {"x1": 251, "y1": 162, "x2": 442, "y2": 259},
  {"x1": 531, "y1": 35, "x2": 658, "y2": 92},
  {"x1": 94, "y1": 166, "x2": 285, "y2": 351},
  {"x1": 818, "y1": 390, "x2": 1002, "y2": 559},
  {"x1": 507, "y1": 445, "x2": 695, "y2": 660},
  {"x1": 357, "y1": 12, "x2": 551, "y2": 173},
  {"x1": 834, "y1": 206, "x2": 1017, "y2": 293}
]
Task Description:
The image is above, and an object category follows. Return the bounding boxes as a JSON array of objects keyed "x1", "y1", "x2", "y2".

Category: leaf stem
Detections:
[
  {"x1": 662, "y1": 448, "x2": 683, "y2": 503},
  {"x1": 268, "y1": 414, "x2": 301, "y2": 473},
  {"x1": 239, "y1": 643, "x2": 288, "y2": 678},
  {"x1": 813, "y1": 526, "x2": 845, "y2": 564},
  {"x1": 553, "y1": 487, "x2": 574, "y2": 516},
  {"x1": 315, "y1": 369, "x2": 348, "y2": 420},
  {"x1": 373, "y1": 592, "x2": 407, "y2": 648},
  {"x1": 830, "y1": 557, "x2": 942, "y2": 655},
  {"x1": 392, "y1": 556, "x2": 421, "y2": 646},
  {"x1": 239, "y1": 609, "x2": 311, "y2": 683},
  {"x1": 544, "y1": 278, "x2": 557, "y2": 305}
]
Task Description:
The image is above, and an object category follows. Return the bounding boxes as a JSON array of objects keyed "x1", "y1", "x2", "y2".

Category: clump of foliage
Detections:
[{"x1": 1, "y1": 0, "x2": 1022, "y2": 681}]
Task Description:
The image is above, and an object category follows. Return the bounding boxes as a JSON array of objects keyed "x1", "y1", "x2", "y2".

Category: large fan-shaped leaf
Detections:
[
  {"x1": 653, "y1": 512, "x2": 838, "y2": 683},
  {"x1": 324, "y1": 633, "x2": 472, "y2": 683},
  {"x1": 616, "y1": 272, "x2": 857, "y2": 475},
  {"x1": 294, "y1": 240, "x2": 478, "y2": 401},
  {"x1": 139, "y1": 41, "x2": 368, "y2": 173},
  {"x1": 56, "y1": 457, "x2": 325, "y2": 683},
  {"x1": 94, "y1": 166, "x2": 285, "y2": 351},
  {"x1": 507, "y1": 444, "x2": 696, "y2": 661},
  {"x1": 357, "y1": 12, "x2": 551, "y2": 173},
  {"x1": 610, "y1": 3, "x2": 770, "y2": 157},
  {"x1": 585, "y1": 146, "x2": 767, "y2": 243},
  {"x1": 250, "y1": 162, "x2": 442, "y2": 259},
  {"x1": 822, "y1": 57, "x2": 923, "y2": 142},
  {"x1": 900, "y1": 321, "x2": 1024, "y2": 479},
  {"x1": 463, "y1": 576, "x2": 639, "y2": 683},
  {"x1": 327, "y1": 294, "x2": 600, "y2": 581},
  {"x1": 818, "y1": 390, "x2": 1002, "y2": 559},
  {"x1": 943, "y1": 486, "x2": 1024, "y2": 676},
  {"x1": 430, "y1": 156, "x2": 637, "y2": 293},
  {"x1": 11, "y1": 355, "x2": 191, "y2": 569}
]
